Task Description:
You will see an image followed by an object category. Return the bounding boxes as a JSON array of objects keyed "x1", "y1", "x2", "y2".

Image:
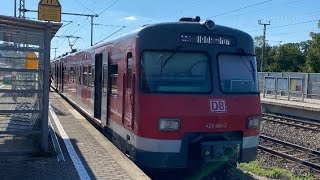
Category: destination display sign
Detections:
[{"x1": 181, "y1": 34, "x2": 236, "y2": 46}]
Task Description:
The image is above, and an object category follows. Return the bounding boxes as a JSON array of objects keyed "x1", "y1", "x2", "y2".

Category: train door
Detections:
[
  {"x1": 94, "y1": 54, "x2": 103, "y2": 119},
  {"x1": 123, "y1": 52, "x2": 134, "y2": 129},
  {"x1": 101, "y1": 51, "x2": 109, "y2": 126}
]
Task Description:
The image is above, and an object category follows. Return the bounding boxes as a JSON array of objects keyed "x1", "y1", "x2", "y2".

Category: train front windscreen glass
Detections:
[
  {"x1": 218, "y1": 54, "x2": 258, "y2": 93},
  {"x1": 140, "y1": 51, "x2": 211, "y2": 93}
]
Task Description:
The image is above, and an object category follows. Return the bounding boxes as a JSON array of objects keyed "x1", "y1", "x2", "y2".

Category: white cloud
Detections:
[{"x1": 124, "y1": 16, "x2": 137, "y2": 21}]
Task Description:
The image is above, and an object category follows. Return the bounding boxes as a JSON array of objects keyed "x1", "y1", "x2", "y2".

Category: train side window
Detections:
[
  {"x1": 74, "y1": 66, "x2": 77, "y2": 82},
  {"x1": 72, "y1": 66, "x2": 76, "y2": 82},
  {"x1": 127, "y1": 52, "x2": 133, "y2": 89},
  {"x1": 83, "y1": 65, "x2": 87, "y2": 86},
  {"x1": 91, "y1": 65, "x2": 95, "y2": 87},
  {"x1": 70, "y1": 67, "x2": 73, "y2": 82},
  {"x1": 109, "y1": 64, "x2": 118, "y2": 96},
  {"x1": 64, "y1": 67, "x2": 68, "y2": 82},
  {"x1": 88, "y1": 65, "x2": 92, "y2": 87},
  {"x1": 103, "y1": 65, "x2": 107, "y2": 93},
  {"x1": 79, "y1": 66, "x2": 82, "y2": 85}
]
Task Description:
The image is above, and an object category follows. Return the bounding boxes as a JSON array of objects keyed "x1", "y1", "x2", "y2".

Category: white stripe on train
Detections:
[{"x1": 108, "y1": 119, "x2": 259, "y2": 153}]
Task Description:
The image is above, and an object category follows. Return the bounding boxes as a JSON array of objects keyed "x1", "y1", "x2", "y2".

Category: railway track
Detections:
[
  {"x1": 262, "y1": 113, "x2": 320, "y2": 132},
  {"x1": 259, "y1": 135, "x2": 320, "y2": 171}
]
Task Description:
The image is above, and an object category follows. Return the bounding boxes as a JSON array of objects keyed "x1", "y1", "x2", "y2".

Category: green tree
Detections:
[
  {"x1": 299, "y1": 40, "x2": 311, "y2": 54},
  {"x1": 305, "y1": 32, "x2": 320, "y2": 72},
  {"x1": 268, "y1": 43, "x2": 304, "y2": 72},
  {"x1": 254, "y1": 35, "x2": 272, "y2": 72},
  {"x1": 265, "y1": 46, "x2": 277, "y2": 71}
]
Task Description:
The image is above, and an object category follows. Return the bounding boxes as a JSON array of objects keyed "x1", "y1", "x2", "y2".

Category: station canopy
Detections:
[{"x1": 0, "y1": 15, "x2": 61, "y2": 46}]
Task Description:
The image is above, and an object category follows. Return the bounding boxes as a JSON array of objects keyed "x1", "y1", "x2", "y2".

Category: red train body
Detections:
[{"x1": 51, "y1": 17, "x2": 261, "y2": 170}]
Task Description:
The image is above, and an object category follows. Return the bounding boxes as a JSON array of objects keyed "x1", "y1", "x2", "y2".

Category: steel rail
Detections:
[
  {"x1": 259, "y1": 135, "x2": 320, "y2": 171},
  {"x1": 262, "y1": 113, "x2": 320, "y2": 132}
]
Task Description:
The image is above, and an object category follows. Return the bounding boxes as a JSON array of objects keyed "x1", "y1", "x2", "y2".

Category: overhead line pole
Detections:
[
  {"x1": 14, "y1": 0, "x2": 17, "y2": 17},
  {"x1": 91, "y1": 16, "x2": 94, "y2": 46},
  {"x1": 51, "y1": 48, "x2": 58, "y2": 59},
  {"x1": 258, "y1": 20, "x2": 270, "y2": 72},
  {"x1": 21, "y1": 9, "x2": 98, "y2": 46},
  {"x1": 19, "y1": 0, "x2": 25, "y2": 19}
]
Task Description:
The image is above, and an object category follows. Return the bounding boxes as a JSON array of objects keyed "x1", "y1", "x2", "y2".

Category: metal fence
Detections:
[
  {"x1": 0, "y1": 15, "x2": 61, "y2": 154},
  {"x1": 259, "y1": 72, "x2": 320, "y2": 102}
]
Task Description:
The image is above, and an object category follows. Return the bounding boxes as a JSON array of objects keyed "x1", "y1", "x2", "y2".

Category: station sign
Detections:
[
  {"x1": 25, "y1": 52, "x2": 39, "y2": 69},
  {"x1": 38, "y1": 0, "x2": 62, "y2": 22}
]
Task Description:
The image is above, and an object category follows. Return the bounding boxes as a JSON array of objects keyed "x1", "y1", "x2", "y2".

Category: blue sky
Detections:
[{"x1": 1, "y1": 0, "x2": 320, "y2": 59}]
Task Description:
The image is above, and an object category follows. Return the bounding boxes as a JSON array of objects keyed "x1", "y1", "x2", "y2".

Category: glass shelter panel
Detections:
[{"x1": 0, "y1": 15, "x2": 61, "y2": 154}]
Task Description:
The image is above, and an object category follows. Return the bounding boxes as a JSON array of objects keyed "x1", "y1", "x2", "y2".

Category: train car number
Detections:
[{"x1": 205, "y1": 123, "x2": 227, "y2": 129}]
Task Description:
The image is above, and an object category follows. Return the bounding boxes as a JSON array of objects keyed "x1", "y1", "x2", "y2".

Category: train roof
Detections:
[{"x1": 52, "y1": 17, "x2": 252, "y2": 62}]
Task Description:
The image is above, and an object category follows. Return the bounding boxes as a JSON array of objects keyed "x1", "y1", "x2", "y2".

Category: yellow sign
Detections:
[
  {"x1": 38, "y1": 0, "x2": 61, "y2": 22},
  {"x1": 26, "y1": 52, "x2": 37, "y2": 60},
  {"x1": 25, "y1": 52, "x2": 39, "y2": 69},
  {"x1": 290, "y1": 78, "x2": 302, "y2": 92},
  {"x1": 39, "y1": 0, "x2": 60, "y2": 6}
]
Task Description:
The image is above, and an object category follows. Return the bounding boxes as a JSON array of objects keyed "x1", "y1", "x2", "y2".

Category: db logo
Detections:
[{"x1": 209, "y1": 99, "x2": 227, "y2": 113}]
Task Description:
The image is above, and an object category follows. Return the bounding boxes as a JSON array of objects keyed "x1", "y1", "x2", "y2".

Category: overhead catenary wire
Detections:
[
  {"x1": 207, "y1": 0, "x2": 272, "y2": 18},
  {"x1": 246, "y1": 19, "x2": 319, "y2": 33},
  {"x1": 55, "y1": 0, "x2": 97, "y2": 48},
  {"x1": 94, "y1": 24, "x2": 126, "y2": 43},
  {"x1": 269, "y1": 28, "x2": 320, "y2": 36},
  {"x1": 53, "y1": 0, "x2": 313, "y2": 57},
  {"x1": 123, "y1": 0, "x2": 274, "y2": 33},
  {"x1": 98, "y1": 0, "x2": 121, "y2": 16},
  {"x1": 236, "y1": 9, "x2": 320, "y2": 30},
  {"x1": 265, "y1": 10, "x2": 320, "y2": 22},
  {"x1": 269, "y1": 19, "x2": 319, "y2": 29},
  {"x1": 72, "y1": 0, "x2": 96, "y2": 14},
  {"x1": 95, "y1": 26, "x2": 126, "y2": 45},
  {"x1": 57, "y1": 0, "x2": 120, "y2": 49},
  {"x1": 234, "y1": 0, "x2": 305, "y2": 18}
]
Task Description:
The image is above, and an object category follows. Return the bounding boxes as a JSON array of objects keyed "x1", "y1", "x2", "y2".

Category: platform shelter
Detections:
[{"x1": 0, "y1": 15, "x2": 61, "y2": 154}]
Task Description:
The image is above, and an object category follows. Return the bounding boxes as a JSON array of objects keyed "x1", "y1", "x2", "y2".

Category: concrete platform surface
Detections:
[
  {"x1": 261, "y1": 95, "x2": 320, "y2": 112},
  {"x1": 0, "y1": 91, "x2": 150, "y2": 180}
]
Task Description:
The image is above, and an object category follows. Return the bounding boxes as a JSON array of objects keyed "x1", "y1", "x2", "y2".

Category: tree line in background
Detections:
[{"x1": 255, "y1": 22, "x2": 320, "y2": 73}]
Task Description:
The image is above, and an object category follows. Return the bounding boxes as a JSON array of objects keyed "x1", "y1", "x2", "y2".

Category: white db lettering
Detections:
[{"x1": 209, "y1": 99, "x2": 227, "y2": 113}]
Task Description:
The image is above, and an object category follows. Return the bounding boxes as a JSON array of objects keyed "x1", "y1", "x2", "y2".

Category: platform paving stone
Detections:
[
  {"x1": 0, "y1": 91, "x2": 148, "y2": 179},
  {"x1": 49, "y1": 92, "x2": 133, "y2": 180}
]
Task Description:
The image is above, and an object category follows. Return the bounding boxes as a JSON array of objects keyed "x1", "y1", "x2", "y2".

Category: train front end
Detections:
[{"x1": 133, "y1": 18, "x2": 261, "y2": 170}]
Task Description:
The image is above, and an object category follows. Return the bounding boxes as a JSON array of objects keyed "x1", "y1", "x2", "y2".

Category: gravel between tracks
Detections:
[
  {"x1": 257, "y1": 118, "x2": 320, "y2": 178},
  {"x1": 261, "y1": 120, "x2": 320, "y2": 151}
]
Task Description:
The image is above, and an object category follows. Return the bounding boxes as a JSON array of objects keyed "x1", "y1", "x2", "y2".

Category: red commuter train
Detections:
[{"x1": 51, "y1": 17, "x2": 261, "y2": 170}]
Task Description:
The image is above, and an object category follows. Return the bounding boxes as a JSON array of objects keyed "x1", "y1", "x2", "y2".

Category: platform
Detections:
[
  {"x1": 261, "y1": 94, "x2": 320, "y2": 120},
  {"x1": 261, "y1": 96, "x2": 320, "y2": 111},
  {"x1": 0, "y1": 89, "x2": 149, "y2": 179}
]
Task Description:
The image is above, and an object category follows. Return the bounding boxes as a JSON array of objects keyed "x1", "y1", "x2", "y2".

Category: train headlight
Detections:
[
  {"x1": 247, "y1": 116, "x2": 261, "y2": 129},
  {"x1": 158, "y1": 118, "x2": 180, "y2": 131}
]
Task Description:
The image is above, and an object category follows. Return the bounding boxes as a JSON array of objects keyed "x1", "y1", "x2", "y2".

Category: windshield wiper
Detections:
[
  {"x1": 161, "y1": 46, "x2": 182, "y2": 75},
  {"x1": 239, "y1": 49, "x2": 256, "y2": 82},
  {"x1": 162, "y1": 52, "x2": 177, "y2": 68}
]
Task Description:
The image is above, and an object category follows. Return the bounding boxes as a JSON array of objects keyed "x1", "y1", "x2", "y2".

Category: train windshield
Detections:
[
  {"x1": 140, "y1": 51, "x2": 211, "y2": 93},
  {"x1": 218, "y1": 54, "x2": 258, "y2": 93}
]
